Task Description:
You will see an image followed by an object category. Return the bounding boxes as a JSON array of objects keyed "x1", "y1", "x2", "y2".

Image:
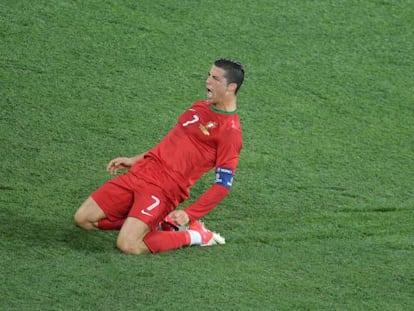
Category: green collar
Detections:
[{"x1": 210, "y1": 104, "x2": 238, "y2": 114}]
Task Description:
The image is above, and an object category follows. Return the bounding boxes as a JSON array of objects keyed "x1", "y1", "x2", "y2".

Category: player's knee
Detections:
[
  {"x1": 73, "y1": 211, "x2": 86, "y2": 229},
  {"x1": 116, "y1": 236, "x2": 148, "y2": 255},
  {"x1": 74, "y1": 209, "x2": 94, "y2": 230},
  {"x1": 74, "y1": 197, "x2": 103, "y2": 230},
  {"x1": 116, "y1": 236, "x2": 137, "y2": 254}
]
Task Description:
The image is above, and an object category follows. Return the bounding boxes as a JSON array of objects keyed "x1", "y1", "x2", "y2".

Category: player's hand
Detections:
[
  {"x1": 168, "y1": 210, "x2": 190, "y2": 226},
  {"x1": 106, "y1": 157, "x2": 134, "y2": 175}
]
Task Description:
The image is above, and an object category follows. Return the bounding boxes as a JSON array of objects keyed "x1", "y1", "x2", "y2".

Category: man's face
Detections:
[{"x1": 205, "y1": 65, "x2": 229, "y2": 104}]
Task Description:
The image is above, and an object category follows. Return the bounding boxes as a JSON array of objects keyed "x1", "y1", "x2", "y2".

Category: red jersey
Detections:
[{"x1": 131, "y1": 100, "x2": 242, "y2": 220}]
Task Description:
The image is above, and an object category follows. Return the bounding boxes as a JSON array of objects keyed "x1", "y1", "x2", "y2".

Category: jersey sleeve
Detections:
[
  {"x1": 184, "y1": 184, "x2": 230, "y2": 221},
  {"x1": 184, "y1": 127, "x2": 242, "y2": 221},
  {"x1": 215, "y1": 127, "x2": 243, "y2": 172}
]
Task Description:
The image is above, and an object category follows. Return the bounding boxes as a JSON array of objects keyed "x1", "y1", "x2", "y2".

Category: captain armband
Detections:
[{"x1": 215, "y1": 167, "x2": 234, "y2": 189}]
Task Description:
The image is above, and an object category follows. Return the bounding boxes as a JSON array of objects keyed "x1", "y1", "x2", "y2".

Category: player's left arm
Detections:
[
  {"x1": 183, "y1": 182, "x2": 232, "y2": 222},
  {"x1": 183, "y1": 130, "x2": 242, "y2": 222}
]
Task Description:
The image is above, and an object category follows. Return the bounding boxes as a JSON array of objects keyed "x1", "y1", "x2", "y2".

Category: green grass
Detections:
[{"x1": 1, "y1": 0, "x2": 413, "y2": 310}]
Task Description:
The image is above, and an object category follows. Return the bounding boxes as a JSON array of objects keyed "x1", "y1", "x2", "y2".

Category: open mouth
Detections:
[{"x1": 206, "y1": 88, "x2": 213, "y2": 99}]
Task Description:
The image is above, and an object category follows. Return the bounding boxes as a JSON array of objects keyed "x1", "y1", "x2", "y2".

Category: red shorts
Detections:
[{"x1": 91, "y1": 172, "x2": 176, "y2": 231}]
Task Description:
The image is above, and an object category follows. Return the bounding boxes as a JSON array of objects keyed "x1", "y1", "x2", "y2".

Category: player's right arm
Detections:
[{"x1": 106, "y1": 152, "x2": 146, "y2": 174}]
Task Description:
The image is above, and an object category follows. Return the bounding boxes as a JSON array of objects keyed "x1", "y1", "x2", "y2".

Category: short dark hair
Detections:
[{"x1": 214, "y1": 58, "x2": 245, "y2": 94}]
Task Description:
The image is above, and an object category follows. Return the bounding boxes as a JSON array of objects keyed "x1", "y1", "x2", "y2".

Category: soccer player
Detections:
[{"x1": 74, "y1": 59, "x2": 244, "y2": 254}]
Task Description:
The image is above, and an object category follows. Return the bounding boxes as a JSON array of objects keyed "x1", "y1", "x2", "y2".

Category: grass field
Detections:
[{"x1": 1, "y1": 0, "x2": 413, "y2": 310}]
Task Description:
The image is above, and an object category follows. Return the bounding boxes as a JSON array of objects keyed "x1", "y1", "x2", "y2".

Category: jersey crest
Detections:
[{"x1": 199, "y1": 121, "x2": 217, "y2": 136}]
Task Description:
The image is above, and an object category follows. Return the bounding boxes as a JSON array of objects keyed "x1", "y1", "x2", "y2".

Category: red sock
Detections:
[
  {"x1": 98, "y1": 218, "x2": 126, "y2": 230},
  {"x1": 144, "y1": 231, "x2": 191, "y2": 253}
]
